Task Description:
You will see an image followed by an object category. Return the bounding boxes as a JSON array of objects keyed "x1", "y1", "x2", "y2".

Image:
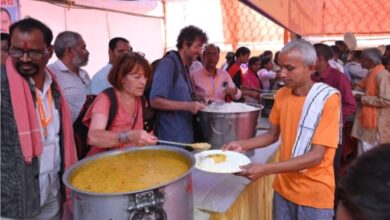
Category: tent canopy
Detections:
[
  {"x1": 240, "y1": 0, "x2": 390, "y2": 36},
  {"x1": 15, "y1": 0, "x2": 165, "y2": 76}
]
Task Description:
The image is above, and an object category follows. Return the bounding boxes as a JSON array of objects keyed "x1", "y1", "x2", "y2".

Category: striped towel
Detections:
[
  {"x1": 6, "y1": 57, "x2": 43, "y2": 163},
  {"x1": 291, "y1": 82, "x2": 340, "y2": 158},
  {"x1": 6, "y1": 57, "x2": 77, "y2": 169}
]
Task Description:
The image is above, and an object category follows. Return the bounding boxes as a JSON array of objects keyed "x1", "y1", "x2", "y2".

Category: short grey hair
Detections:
[
  {"x1": 362, "y1": 48, "x2": 382, "y2": 65},
  {"x1": 53, "y1": 31, "x2": 82, "y2": 58},
  {"x1": 280, "y1": 39, "x2": 317, "y2": 66}
]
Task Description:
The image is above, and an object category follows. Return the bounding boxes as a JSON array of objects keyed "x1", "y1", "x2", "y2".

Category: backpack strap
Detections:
[
  {"x1": 140, "y1": 95, "x2": 156, "y2": 132},
  {"x1": 102, "y1": 87, "x2": 117, "y2": 129},
  {"x1": 165, "y1": 55, "x2": 179, "y2": 86},
  {"x1": 141, "y1": 95, "x2": 146, "y2": 109},
  {"x1": 166, "y1": 51, "x2": 198, "y2": 101}
]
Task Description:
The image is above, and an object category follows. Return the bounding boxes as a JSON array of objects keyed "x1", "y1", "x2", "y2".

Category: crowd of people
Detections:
[{"x1": 1, "y1": 16, "x2": 390, "y2": 220}]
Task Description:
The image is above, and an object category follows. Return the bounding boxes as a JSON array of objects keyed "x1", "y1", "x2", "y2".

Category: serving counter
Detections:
[
  {"x1": 209, "y1": 151, "x2": 278, "y2": 220},
  {"x1": 193, "y1": 119, "x2": 279, "y2": 220}
]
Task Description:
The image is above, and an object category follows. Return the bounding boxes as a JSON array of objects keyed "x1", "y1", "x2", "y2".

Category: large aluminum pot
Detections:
[
  {"x1": 260, "y1": 92, "x2": 276, "y2": 117},
  {"x1": 63, "y1": 146, "x2": 195, "y2": 220},
  {"x1": 199, "y1": 103, "x2": 263, "y2": 156}
]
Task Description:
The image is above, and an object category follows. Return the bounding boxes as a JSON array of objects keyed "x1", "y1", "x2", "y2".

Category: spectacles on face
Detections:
[{"x1": 9, "y1": 47, "x2": 48, "y2": 60}]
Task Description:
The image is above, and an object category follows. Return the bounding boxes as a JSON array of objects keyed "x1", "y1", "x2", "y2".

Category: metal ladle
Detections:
[{"x1": 158, "y1": 140, "x2": 211, "y2": 151}]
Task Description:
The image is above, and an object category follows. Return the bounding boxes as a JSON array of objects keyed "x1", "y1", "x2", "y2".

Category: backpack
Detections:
[
  {"x1": 73, "y1": 87, "x2": 117, "y2": 160},
  {"x1": 155, "y1": 51, "x2": 179, "y2": 87},
  {"x1": 144, "y1": 52, "x2": 178, "y2": 135}
]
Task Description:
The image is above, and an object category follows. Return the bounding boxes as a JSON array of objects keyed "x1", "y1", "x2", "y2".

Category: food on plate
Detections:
[
  {"x1": 71, "y1": 150, "x2": 190, "y2": 193},
  {"x1": 195, "y1": 150, "x2": 251, "y2": 173},
  {"x1": 207, "y1": 153, "x2": 227, "y2": 163}
]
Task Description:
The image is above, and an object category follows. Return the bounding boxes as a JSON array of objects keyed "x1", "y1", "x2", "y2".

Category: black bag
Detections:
[
  {"x1": 73, "y1": 88, "x2": 117, "y2": 160},
  {"x1": 193, "y1": 113, "x2": 205, "y2": 142},
  {"x1": 141, "y1": 96, "x2": 156, "y2": 132}
]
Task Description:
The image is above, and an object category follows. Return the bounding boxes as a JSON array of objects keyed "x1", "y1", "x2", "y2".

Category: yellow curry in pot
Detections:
[{"x1": 70, "y1": 150, "x2": 190, "y2": 193}]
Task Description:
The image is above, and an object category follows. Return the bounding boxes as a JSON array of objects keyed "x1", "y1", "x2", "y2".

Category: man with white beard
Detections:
[{"x1": 48, "y1": 31, "x2": 91, "y2": 122}]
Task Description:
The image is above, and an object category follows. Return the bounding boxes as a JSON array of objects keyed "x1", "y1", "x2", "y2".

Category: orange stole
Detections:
[{"x1": 358, "y1": 65, "x2": 385, "y2": 129}]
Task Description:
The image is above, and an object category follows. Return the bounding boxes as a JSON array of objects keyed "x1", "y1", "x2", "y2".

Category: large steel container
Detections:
[
  {"x1": 260, "y1": 93, "x2": 276, "y2": 117},
  {"x1": 198, "y1": 103, "x2": 263, "y2": 156},
  {"x1": 63, "y1": 146, "x2": 195, "y2": 220}
]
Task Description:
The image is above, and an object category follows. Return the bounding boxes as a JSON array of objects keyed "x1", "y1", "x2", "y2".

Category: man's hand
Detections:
[
  {"x1": 224, "y1": 87, "x2": 238, "y2": 96},
  {"x1": 236, "y1": 163, "x2": 269, "y2": 181},
  {"x1": 354, "y1": 93, "x2": 363, "y2": 102},
  {"x1": 188, "y1": 101, "x2": 206, "y2": 114},
  {"x1": 221, "y1": 141, "x2": 245, "y2": 153}
]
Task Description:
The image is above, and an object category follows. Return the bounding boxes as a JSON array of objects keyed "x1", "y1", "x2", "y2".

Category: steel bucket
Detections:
[
  {"x1": 63, "y1": 146, "x2": 195, "y2": 220},
  {"x1": 260, "y1": 92, "x2": 275, "y2": 117},
  {"x1": 199, "y1": 103, "x2": 263, "y2": 156}
]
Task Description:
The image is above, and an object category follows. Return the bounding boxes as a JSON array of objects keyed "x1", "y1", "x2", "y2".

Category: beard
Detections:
[
  {"x1": 16, "y1": 61, "x2": 40, "y2": 77},
  {"x1": 72, "y1": 53, "x2": 88, "y2": 67}
]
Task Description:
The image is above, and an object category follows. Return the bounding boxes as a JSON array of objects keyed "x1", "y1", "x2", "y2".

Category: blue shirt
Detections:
[
  {"x1": 150, "y1": 51, "x2": 194, "y2": 142},
  {"x1": 90, "y1": 64, "x2": 112, "y2": 95}
]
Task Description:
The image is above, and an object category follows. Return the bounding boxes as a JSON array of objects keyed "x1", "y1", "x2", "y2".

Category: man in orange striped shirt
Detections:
[{"x1": 223, "y1": 39, "x2": 341, "y2": 220}]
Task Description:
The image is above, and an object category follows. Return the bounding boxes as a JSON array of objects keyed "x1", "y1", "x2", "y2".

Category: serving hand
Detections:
[
  {"x1": 236, "y1": 163, "x2": 269, "y2": 181},
  {"x1": 129, "y1": 130, "x2": 158, "y2": 146},
  {"x1": 221, "y1": 141, "x2": 245, "y2": 153}
]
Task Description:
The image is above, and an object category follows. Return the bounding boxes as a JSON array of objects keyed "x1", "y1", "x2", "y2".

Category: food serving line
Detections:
[
  {"x1": 192, "y1": 116, "x2": 279, "y2": 220},
  {"x1": 63, "y1": 102, "x2": 279, "y2": 220},
  {"x1": 193, "y1": 136, "x2": 279, "y2": 219}
]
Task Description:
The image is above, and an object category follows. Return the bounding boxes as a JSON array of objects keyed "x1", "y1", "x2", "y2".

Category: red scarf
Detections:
[{"x1": 6, "y1": 57, "x2": 77, "y2": 167}]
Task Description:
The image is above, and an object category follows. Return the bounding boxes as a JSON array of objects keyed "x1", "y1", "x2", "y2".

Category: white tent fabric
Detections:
[
  {"x1": 19, "y1": 0, "x2": 165, "y2": 77},
  {"x1": 17, "y1": 0, "x2": 230, "y2": 77}
]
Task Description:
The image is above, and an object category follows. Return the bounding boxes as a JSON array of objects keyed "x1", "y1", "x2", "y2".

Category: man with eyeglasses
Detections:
[
  {"x1": 90, "y1": 37, "x2": 132, "y2": 94},
  {"x1": 48, "y1": 31, "x2": 91, "y2": 122},
  {"x1": 1, "y1": 17, "x2": 77, "y2": 219},
  {"x1": 190, "y1": 44, "x2": 242, "y2": 103},
  {"x1": 149, "y1": 25, "x2": 208, "y2": 143}
]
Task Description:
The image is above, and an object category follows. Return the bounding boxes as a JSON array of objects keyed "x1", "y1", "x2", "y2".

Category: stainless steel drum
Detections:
[
  {"x1": 63, "y1": 146, "x2": 195, "y2": 220},
  {"x1": 260, "y1": 93, "x2": 276, "y2": 117},
  {"x1": 198, "y1": 103, "x2": 263, "y2": 156}
]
